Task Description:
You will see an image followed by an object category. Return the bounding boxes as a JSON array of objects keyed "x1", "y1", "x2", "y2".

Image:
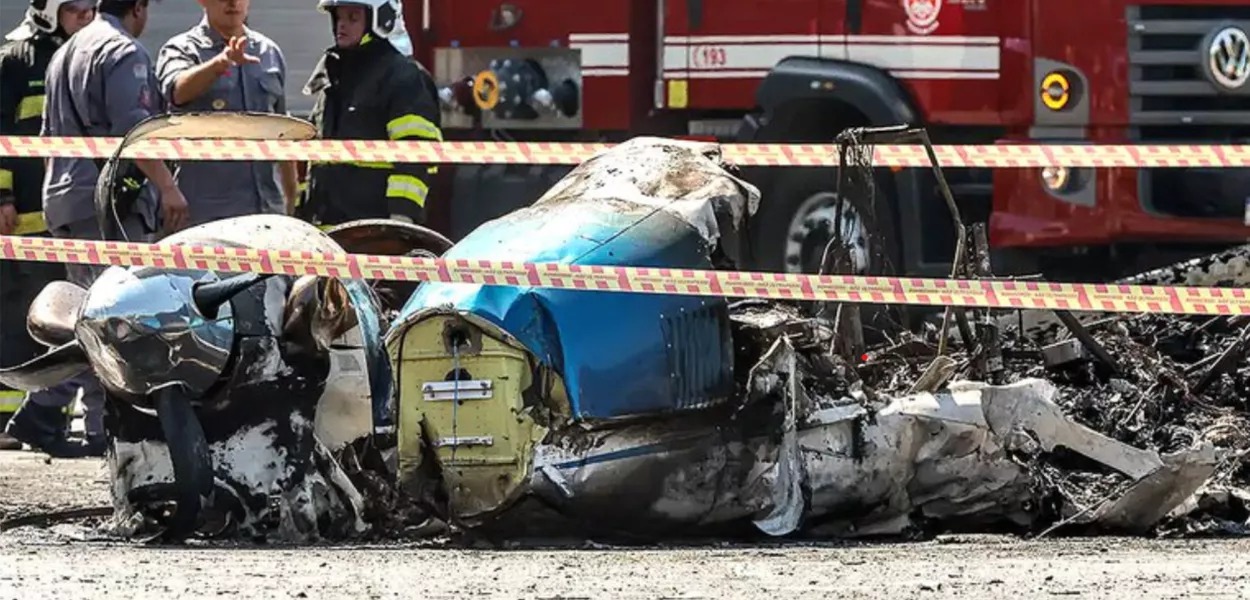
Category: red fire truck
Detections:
[{"x1": 402, "y1": 0, "x2": 1250, "y2": 281}]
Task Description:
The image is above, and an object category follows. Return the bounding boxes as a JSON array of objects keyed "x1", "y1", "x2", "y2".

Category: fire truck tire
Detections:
[
  {"x1": 750, "y1": 168, "x2": 905, "y2": 331},
  {"x1": 752, "y1": 168, "x2": 901, "y2": 275}
]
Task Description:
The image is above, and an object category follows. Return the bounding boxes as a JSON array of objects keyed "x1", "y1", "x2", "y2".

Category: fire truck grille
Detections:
[
  {"x1": 1127, "y1": 5, "x2": 1250, "y2": 134},
  {"x1": 1128, "y1": 6, "x2": 1250, "y2": 223}
]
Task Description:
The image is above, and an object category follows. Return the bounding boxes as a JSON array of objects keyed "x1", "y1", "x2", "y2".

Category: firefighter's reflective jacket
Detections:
[
  {"x1": 301, "y1": 37, "x2": 442, "y2": 226},
  {"x1": 0, "y1": 30, "x2": 59, "y2": 235},
  {"x1": 0, "y1": 29, "x2": 67, "y2": 411}
]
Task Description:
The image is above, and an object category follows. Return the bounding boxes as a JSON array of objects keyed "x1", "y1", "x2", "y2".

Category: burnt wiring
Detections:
[{"x1": 815, "y1": 127, "x2": 877, "y2": 320}]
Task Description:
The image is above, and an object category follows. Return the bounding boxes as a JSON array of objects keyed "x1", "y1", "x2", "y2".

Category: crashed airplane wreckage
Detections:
[
  {"x1": 1, "y1": 115, "x2": 1245, "y2": 544},
  {"x1": 0, "y1": 113, "x2": 452, "y2": 543},
  {"x1": 389, "y1": 133, "x2": 1241, "y2": 540}
]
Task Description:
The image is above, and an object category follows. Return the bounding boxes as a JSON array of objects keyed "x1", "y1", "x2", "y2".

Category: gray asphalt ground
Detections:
[{"x1": 2, "y1": 451, "x2": 1248, "y2": 599}]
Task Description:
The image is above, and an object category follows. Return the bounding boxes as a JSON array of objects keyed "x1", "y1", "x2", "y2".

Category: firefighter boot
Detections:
[
  {"x1": 4, "y1": 401, "x2": 70, "y2": 454},
  {"x1": 41, "y1": 434, "x2": 106, "y2": 458},
  {"x1": 0, "y1": 432, "x2": 20, "y2": 450},
  {"x1": 0, "y1": 411, "x2": 20, "y2": 450}
]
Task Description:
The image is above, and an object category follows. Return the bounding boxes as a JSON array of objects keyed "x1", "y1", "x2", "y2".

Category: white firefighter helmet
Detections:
[
  {"x1": 317, "y1": 0, "x2": 412, "y2": 57},
  {"x1": 5, "y1": 0, "x2": 98, "y2": 42}
]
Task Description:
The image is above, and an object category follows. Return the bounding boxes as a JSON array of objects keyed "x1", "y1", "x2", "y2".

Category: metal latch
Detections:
[
  {"x1": 423, "y1": 379, "x2": 494, "y2": 401},
  {"x1": 434, "y1": 436, "x2": 494, "y2": 448}
]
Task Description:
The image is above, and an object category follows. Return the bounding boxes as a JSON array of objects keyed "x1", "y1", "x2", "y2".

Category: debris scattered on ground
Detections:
[{"x1": 836, "y1": 245, "x2": 1250, "y2": 538}]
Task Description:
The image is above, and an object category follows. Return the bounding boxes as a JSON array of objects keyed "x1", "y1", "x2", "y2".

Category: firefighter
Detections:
[
  {"x1": 5, "y1": 0, "x2": 189, "y2": 458},
  {"x1": 0, "y1": 0, "x2": 98, "y2": 453},
  {"x1": 300, "y1": 0, "x2": 443, "y2": 227}
]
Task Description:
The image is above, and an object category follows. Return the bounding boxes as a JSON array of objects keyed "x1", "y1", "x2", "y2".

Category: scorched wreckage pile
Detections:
[{"x1": 1, "y1": 113, "x2": 1248, "y2": 545}]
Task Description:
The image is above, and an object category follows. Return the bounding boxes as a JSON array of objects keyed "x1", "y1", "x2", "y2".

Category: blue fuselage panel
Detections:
[{"x1": 400, "y1": 203, "x2": 735, "y2": 421}]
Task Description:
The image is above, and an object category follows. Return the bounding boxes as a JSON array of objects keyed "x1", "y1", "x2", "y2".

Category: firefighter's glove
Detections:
[{"x1": 0, "y1": 195, "x2": 16, "y2": 236}]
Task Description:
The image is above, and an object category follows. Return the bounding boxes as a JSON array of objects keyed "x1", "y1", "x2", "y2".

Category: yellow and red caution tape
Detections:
[
  {"x1": 1, "y1": 235, "x2": 1246, "y2": 316},
  {"x1": 1, "y1": 136, "x2": 1245, "y2": 316},
  {"x1": 1, "y1": 136, "x2": 1249, "y2": 167}
]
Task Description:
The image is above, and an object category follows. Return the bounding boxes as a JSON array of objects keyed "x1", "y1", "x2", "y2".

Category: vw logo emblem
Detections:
[{"x1": 1206, "y1": 26, "x2": 1250, "y2": 90}]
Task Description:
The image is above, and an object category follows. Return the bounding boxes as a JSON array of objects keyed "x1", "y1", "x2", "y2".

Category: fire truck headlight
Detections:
[
  {"x1": 1041, "y1": 71, "x2": 1073, "y2": 111},
  {"x1": 1042, "y1": 166, "x2": 1071, "y2": 192}
]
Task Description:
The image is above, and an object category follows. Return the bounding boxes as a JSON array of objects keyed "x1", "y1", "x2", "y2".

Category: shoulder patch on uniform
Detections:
[{"x1": 133, "y1": 62, "x2": 148, "y2": 79}]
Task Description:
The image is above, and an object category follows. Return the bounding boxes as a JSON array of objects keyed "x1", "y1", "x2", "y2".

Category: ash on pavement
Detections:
[{"x1": 2, "y1": 451, "x2": 1250, "y2": 599}]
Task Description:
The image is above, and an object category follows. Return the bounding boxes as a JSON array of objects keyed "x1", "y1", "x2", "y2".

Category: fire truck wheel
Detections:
[
  {"x1": 750, "y1": 168, "x2": 905, "y2": 335},
  {"x1": 751, "y1": 168, "x2": 901, "y2": 278}
]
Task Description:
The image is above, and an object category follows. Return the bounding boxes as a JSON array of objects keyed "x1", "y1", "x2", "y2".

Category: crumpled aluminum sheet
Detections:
[{"x1": 533, "y1": 136, "x2": 762, "y2": 254}]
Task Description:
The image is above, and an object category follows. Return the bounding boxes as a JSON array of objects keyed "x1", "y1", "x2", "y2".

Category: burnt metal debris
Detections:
[
  {"x1": 379, "y1": 130, "x2": 1250, "y2": 543},
  {"x1": 812, "y1": 126, "x2": 1250, "y2": 540},
  {"x1": 840, "y1": 281, "x2": 1250, "y2": 537}
]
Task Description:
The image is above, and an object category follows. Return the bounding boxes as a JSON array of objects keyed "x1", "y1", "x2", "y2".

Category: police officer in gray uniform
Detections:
[
  {"x1": 157, "y1": 0, "x2": 299, "y2": 225},
  {"x1": 18, "y1": 0, "x2": 189, "y2": 456},
  {"x1": 43, "y1": 0, "x2": 189, "y2": 245}
]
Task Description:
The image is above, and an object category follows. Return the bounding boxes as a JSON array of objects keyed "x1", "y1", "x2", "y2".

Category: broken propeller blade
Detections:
[
  {"x1": 150, "y1": 385, "x2": 215, "y2": 543},
  {"x1": 193, "y1": 273, "x2": 271, "y2": 319}
]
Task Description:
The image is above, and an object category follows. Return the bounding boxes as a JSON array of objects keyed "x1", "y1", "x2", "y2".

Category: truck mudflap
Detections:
[{"x1": 389, "y1": 308, "x2": 556, "y2": 524}]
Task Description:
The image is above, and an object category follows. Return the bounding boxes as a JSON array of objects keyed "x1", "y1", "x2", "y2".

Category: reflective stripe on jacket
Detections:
[
  {"x1": 0, "y1": 31, "x2": 61, "y2": 234},
  {"x1": 302, "y1": 37, "x2": 442, "y2": 226}
]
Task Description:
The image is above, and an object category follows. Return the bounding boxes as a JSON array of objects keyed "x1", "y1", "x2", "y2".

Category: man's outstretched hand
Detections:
[{"x1": 220, "y1": 36, "x2": 261, "y2": 67}]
